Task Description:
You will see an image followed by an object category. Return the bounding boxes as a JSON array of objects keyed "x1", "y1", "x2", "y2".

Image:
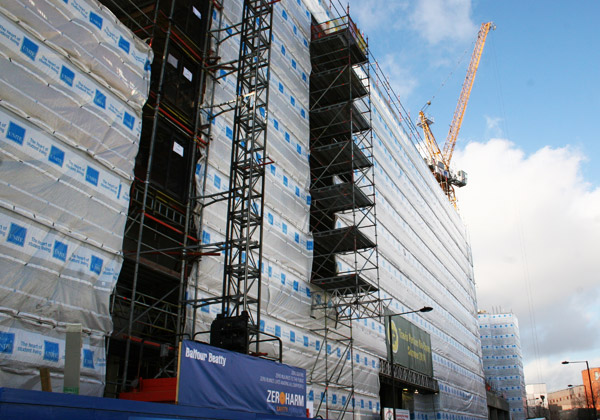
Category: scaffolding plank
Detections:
[
  {"x1": 310, "y1": 273, "x2": 377, "y2": 294},
  {"x1": 310, "y1": 66, "x2": 367, "y2": 107},
  {"x1": 310, "y1": 141, "x2": 371, "y2": 176},
  {"x1": 310, "y1": 182, "x2": 373, "y2": 213},
  {"x1": 313, "y1": 225, "x2": 375, "y2": 253},
  {"x1": 310, "y1": 101, "x2": 369, "y2": 141},
  {"x1": 310, "y1": 27, "x2": 367, "y2": 70}
]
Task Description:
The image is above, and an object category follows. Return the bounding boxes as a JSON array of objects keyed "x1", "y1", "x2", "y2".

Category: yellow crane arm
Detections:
[
  {"x1": 442, "y1": 22, "x2": 495, "y2": 166},
  {"x1": 418, "y1": 111, "x2": 443, "y2": 165}
]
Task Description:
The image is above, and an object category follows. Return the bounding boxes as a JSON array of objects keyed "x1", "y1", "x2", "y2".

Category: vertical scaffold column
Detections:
[
  {"x1": 98, "y1": 0, "x2": 214, "y2": 394},
  {"x1": 221, "y1": 0, "x2": 275, "y2": 354},
  {"x1": 308, "y1": 8, "x2": 382, "y2": 419}
]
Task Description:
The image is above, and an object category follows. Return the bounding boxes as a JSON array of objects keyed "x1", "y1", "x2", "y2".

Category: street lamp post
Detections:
[
  {"x1": 562, "y1": 360, "x2": 597, "y2": 420},
  {"x1": 386, "y1": 306, "x2": 433, "y2": 420}
]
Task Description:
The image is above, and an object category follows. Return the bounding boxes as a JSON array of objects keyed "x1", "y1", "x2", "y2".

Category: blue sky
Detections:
[
  {"x1": 347, "y1": 0, "x2": 600, "y2": 182},
  {"x1": 343, "y1": 0, "x2": 600, "y2": 392}
]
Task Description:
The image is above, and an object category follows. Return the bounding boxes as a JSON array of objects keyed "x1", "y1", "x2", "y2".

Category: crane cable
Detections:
[
  {"x1": 489, "y1": 33, "x2": 545, "y2": 385},
  {"x1": 422, "y1": 44, "x2": 472, "y2": 112}
]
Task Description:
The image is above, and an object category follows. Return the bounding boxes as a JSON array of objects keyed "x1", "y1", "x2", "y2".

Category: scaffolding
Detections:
[
  {"x1": 97, "y1": 0, "x2": 277, "y2": 395},
  {"x1": 307, "y1": 7, "x2": 382, "y2": 419},
  {"x1": 98, "y1": 0, "x2": 216, "y2": 395},
  {"x1": 219, "y1": 0, "x2": 275, "y2": 354}
]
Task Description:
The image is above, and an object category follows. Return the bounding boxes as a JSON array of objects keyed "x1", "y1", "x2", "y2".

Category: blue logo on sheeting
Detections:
[
  {"x1": 48, "y1": 145, "x2": 65, "y2": 167},
  {"x1": 118, "y1": 36, "x2": 130, "y2": 54},
  {"x1": 6, "y1": 121, "x2": 25, "y2": 145},
  {"x1": 306, "y1": 240, "x2": 313, "y2": 251},
  {"x1": 83, "y1": 349, "x2": 94, "y2": 368},
  {"x1": 303, "y1": 336, "x2": 308, "y2": 347},
  {"x1": 267, "y1": 213, "x2": 273, "y2": 225},
  {"x1": 7, "y1": 122, "x2": 25, "y2": 145},
  {"x1": 90, "y1": 255, "x2": 103, "y2": 275},
  {"x1": 0, "y1": 332, "x2": 15, "y2": 354},
  {"x1": 93, "y1": 90, "x2": 106, "y2": 109},
  {"x1": 20, "y1": 37, "x2": 39, "y2": 61},
  {"x1": 225, "y1": 126, "x2": 233, "y2": 140},
  {"x1": 274, "y1": 325, "x2": 281, "y2": 337},
  {"x1": 123, "y1": 112, "x2": 135, "y2": 130},
  {"x1": 89, "y1": 12, "x2": 103, "y2": 30},
  {"x1": 202, "y1": 230, "x2": 210, "y2": 244},
  {"x1": 60, "y1": 65, "x2": 75, "y2": 87},
  {"x1": 289, "y1": 330, "x2": 295, "y2": 342},
  {"x1": 85, "y1": 166, "x2": 99, "y2": 186},
  {"x1": 43, "y1": 340, "x2": 59, "y2": 362},
  {"x1": 52, "y1": 240, "x2": 68, "y2": 262},
  {"x1": 213, "y1": 175, "x2": 221, "y2": 189},
  {"x1": 7, "y1": 223, "x2": 26, "y2": 247}
]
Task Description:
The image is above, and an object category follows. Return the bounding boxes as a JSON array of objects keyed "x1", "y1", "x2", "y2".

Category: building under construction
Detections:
[{"x1": 0, "y1": 0, "x2": 488, "y2": 419}]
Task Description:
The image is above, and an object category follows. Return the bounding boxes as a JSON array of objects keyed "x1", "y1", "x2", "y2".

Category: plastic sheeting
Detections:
[
  {"x1": 478, "y1": 313, "x2": 527, "y2": 420},
  {"x1": 185, "y1": 0, "x2": 487, "y2": 419},
  {"x1": 0, "y1": 0, "x2": 151, "y2": 395}
]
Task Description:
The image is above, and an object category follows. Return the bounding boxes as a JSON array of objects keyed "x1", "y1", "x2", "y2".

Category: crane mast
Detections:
[
  {"x1": 443, "y1": 21, "x2": 495, "y2": 166},
  {"x1": 419, "y1": 22, "x2": 494, "y2": 208}
]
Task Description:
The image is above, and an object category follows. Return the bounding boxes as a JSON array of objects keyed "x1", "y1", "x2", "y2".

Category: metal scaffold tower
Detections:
[
  {"x1": 308, "y1": 6, "x2": 382, "y2": 419},
  {"x1": 97, "y1": 0, "x2": 239, "y2": 395},
  {"x1": 99, "y1": 0, "x2": 277, "y2": 395},
  {"x1": 217, "y1": 0, "x2": 275, "y2": 355}
]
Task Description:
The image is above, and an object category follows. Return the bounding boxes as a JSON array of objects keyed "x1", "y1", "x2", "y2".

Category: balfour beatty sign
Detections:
[
  {"x1": 176, "y1": 340, "x2": 306, "y2": 416},
  {"x1": 385, "y1": 314, "x2": 433, "y2": 376}
]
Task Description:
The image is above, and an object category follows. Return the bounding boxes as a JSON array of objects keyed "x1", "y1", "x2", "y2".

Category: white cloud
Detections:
[
  {"x1": 409, "y1": 0, "x2": 478, "y2": 45},
  {"x1": 484, "y1": 115, "x2": 503, "y2": 138},
  {"x1": 374, "y1": 53, "x2": 419, "y2": 101},
  {"x1": 454, "y1": 139, "x2": 600, "y2": 390},
  {"x1": 347, "y1": 0, "x2": 408, "y2": 33}
]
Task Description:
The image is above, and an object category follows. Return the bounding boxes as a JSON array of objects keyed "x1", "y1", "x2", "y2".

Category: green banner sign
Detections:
[{"x1": 385, "y1": 314, "x2": 433, "y2": 376}]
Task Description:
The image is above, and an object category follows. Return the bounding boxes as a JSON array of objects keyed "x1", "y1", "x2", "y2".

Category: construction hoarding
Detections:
[{"x1": 177, "y1": 340, "x2": 306, "y2": 417}]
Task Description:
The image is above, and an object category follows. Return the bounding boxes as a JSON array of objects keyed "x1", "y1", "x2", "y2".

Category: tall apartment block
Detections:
[{"x1": 478, "y1": 312, "x2": 527, "y2": 420}]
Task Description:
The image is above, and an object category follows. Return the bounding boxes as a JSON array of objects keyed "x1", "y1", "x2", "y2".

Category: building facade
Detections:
[
  {"x1": 478, "y1": 312, "x2": 527, "y2": 420},
  {"x1": 548, "y1": 385, "x2": 587, "y2": 411},
  {"x1": 0, "y1": 0, "x2": 488, "y2": 419}
]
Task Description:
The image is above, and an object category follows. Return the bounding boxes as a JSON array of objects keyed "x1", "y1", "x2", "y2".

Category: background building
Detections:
[
  {"x1": 478, "y1": 312, "x2": 527, "y2": 420},
  {"x1": 0, "y1": 0, "x2": 488, "y2": 419},
  {"x1": 526, "y1": 383, "x2": 549, "y2": 418},
  {"x1": 548, "y1": 385, "x2": 586, "y2": 411},
  {"x1": 548, "y1": 385, "x2": 595, "y2": 420},
  {"x1": 581, "y1": 367, "x2": 600, "y2": 412}
]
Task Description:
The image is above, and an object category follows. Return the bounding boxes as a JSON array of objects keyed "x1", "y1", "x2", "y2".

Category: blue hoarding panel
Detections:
[
  {"x1": 178, "y1": 341, "x2": 306, "y2": 417},
  {"x1": 0, "y1": 387, "x2": 311, "y2": 420}
]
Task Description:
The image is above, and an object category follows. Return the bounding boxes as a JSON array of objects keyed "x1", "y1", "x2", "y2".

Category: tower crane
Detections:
[{"x1": 418, "y1": 21, "x2": 495, "y2": 208}]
